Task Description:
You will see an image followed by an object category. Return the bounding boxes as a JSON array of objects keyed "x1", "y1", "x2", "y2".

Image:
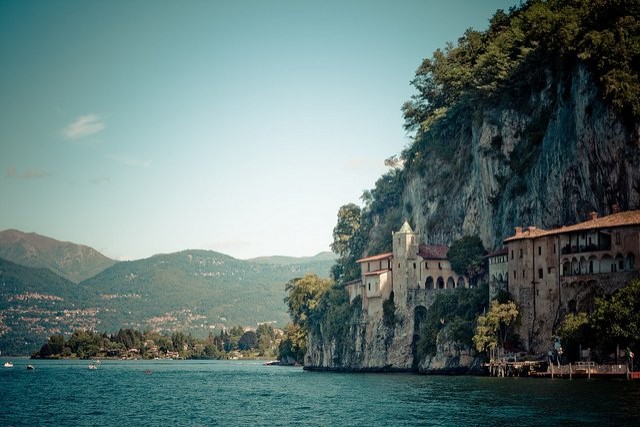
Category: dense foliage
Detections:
[
  {"x1": 447, "y1": 236, "x2": 487, "y2": 285},
  {"x1": 473, "y1": 300, "x2": 519, "y2": 353},
  {"x1": 416, "y1": 284, "x2": 489, "y2": 357},
  {"x1": 33, "y1": 325, "x2": 280, "y2": 360},
  {"x1": 402, "y1": 0, "x2": 640, "y2": 135},
  {"x1": 558, "y1": 279, "x2": 640, "y2": 363},
  {"x1": 280, "y1": 273, "x2": 357, "y2": 364}
]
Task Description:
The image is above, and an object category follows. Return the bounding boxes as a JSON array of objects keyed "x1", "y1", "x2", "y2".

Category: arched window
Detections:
[
  {"x1": 626, "y1": 253, "x2": 636, "y2": 271},
  {"x1": 425, "y1": 276, "x2": 434, "y2": 290},
  {"x1": 601, "y1": 254, "x2": 613, "y2": 272},
  {"x1": 457, "y1": 277, "x2": 466, "y2": 288},
  {"x1": 562, "y1": 260, "x2": 570, "y2": 276},
  {"x1": 447, "y1": 277, "x2": 455, "y2": 289},
  {"x1": 588, "y1": 255, "x2": 597, "y2": 274},
  {"x1": 579, "y1": 257, "x2": 588, "y2": 274},
  {"x1": 615, "y1": 253, "x2": 624, "y2": 272},
  {"x1": 436, "y1": 277, "x2": 444, "y2": 289}
]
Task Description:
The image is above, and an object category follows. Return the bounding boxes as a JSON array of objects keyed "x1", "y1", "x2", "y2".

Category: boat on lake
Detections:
[
  {"x1": 88, "y1": 364, "x2": 97, "y2": 370},
  {"x1": 3, "y1": 361, "x2": 13, "y2": 368}
]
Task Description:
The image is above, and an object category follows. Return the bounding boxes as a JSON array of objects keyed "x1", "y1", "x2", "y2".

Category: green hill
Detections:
[
  {"x1": 0, "y1": 229, "x2": 117, "y2": 283},
  {"x1": 82, "y1": 250, "x2": 334, "y2": 333},
  {"x1": 0, "y1": 257, "x2": 101, "y2": 355},
  {"x1": 0, "y1": 245, "x2": 335, "y2": 355}
]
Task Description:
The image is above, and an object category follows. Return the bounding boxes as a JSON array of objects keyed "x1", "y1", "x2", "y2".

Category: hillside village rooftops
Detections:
[{"x1": 504, "y1": 210, "x2": 640, "y2": 243}]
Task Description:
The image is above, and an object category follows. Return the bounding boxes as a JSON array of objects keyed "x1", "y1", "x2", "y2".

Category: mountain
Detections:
[
  {"x1": 0, "y1": 246, "x2": 335, "y2": 355},
  {"x1": 81, "y1": 250, "x2": 334, "y2": 333},
  {"x1": 0, "y1": 229, "x2": 117, "y2": 283},
  {"x1": 248, "y1": 252, "x2": 337, "y2": 266},
  {"x1": 0, "y1": 257, "x2": 101, "y2": 355}
]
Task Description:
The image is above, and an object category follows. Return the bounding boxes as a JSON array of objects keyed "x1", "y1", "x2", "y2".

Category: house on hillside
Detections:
[
  {"x1": 345, "y1": 221, "x2": 468, "y2": 316},
  {"x1": 503, "y1": 206, "x2": 640, "y2": 353}
]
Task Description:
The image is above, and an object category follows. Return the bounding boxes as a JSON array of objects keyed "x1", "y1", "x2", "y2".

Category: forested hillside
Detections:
[{"x1": 0, "y1": 247, "x2": 333, "y2": 355}]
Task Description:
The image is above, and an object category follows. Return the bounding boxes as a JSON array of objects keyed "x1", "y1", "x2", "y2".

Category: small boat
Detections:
[
  {"x1": 27, "y1": 365, "x2": 34, "y2": 370},
  {"x1": 144, "y1": 370, "x2": 152, "y2": 375},
  {"x1": 3, "y1": 362, "x2": 13, "y2": 368},
  {"x1": 88, "y1": 364, "x2": 97, "y2": 370}
]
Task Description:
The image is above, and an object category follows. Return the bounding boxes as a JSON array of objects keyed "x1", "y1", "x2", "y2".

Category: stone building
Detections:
[
  {"x1": 345, "y1": 221, "x2": 468, "y2": 317},
  {"x1": 487, "y1": 247, "x2": 509, "y2": 300},
  {"x1": 503, "y1": 208, "x2": 640, "y2": 354}
]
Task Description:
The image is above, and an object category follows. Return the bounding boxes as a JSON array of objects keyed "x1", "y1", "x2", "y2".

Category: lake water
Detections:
[{"x1": 1, "y1": 359, "x2": 639, "y2": 426}]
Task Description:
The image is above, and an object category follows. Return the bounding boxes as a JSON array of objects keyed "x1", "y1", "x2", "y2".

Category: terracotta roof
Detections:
[
  {"x1": 486, "y1": 247, "x2": 508, "y2": 258},
  {"x1": 504, "y1": 210, "x2": 640, "y2": 243},
  {"x1": 364, "y1": 269, "x2": 391, "y2": 277},
  {"x1": 342, "y1": 278, "x2": 361, "y2": 287},
  {"x1": 418, "y1": 244, "x2": 449, "y2": 260},
  {"x1": 356, "y1": 252, "x2": 393, "y2": 263}
]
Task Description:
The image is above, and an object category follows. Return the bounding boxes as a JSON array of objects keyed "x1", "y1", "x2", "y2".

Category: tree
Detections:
[
  {"x1": 330, "y1": 203, "x2": 364, "y2": 283},
  {"x1": 557, "y1": 312, "x2": 592, "y2": 361},
  {"x1": 447, "y1": 235, "x2": 486, "y2": 285},
  {"x1": 278, "y1": 323, "x2": 306, "y2": 364},
  {"x1": 473, "y1": 301, "x2": 519, "y2": 353},
  {"x1": 238, "y1": 331, "x2": 258, "y2": 351},
  {"x1": 284, "y1": 274, "x2": 333, "y2": 329},
  {"x1": 590, "y1": 279, "x2": 640, "y2": 351}
]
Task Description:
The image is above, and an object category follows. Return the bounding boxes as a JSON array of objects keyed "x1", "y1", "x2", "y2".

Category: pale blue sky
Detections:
[{"x1": 0, "y1": 0, "x2": 518, "y2": 261}]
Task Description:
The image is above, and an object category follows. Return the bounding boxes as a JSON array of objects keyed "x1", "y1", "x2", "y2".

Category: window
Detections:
[
  {"x1": 368, "y1": 283, "x2": 371, "y2": 291},
  {"x1": 554, "y1": 244, "x2": 556, "y2": 254},
  {"x1": 511, "y1": 250, "x2": 514, "y2": 260},
  {"x1": 413, "y1": 262, "x2": 416, "y2": 269},
  {"x1": 538, "y1": 268, "x2": 543, "y2": 279},
  {"x1": 538, "y1": 246, "x2": 542, "y2": 256},
  {"x1": 522, "y1": 270, "x2": 526, "y2": 278},
  {"x1": 616, "y1": 233, "x2": 621, "y2": 245},
  {"x1": 520, "y1": 249, "x2": 523, "y2": 258},
  {"x1": 438, "y1": 262, "x2": 442, "y2": 269},
  {"x1": 513, "y1": 271, "x2": 516, "y2": 279}
]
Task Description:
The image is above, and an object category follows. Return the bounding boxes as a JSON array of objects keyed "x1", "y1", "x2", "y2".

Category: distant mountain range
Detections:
[
  {"x1": 0, "y1": 229, "x2": 336, "y2": 355},
  {"x1": 0, "y1": 229, "x2": 117, "y2": 283}
]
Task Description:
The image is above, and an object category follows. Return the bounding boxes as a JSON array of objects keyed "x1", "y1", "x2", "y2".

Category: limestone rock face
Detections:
[{"x1": 406, "y1": 66, "x2": 640, "y2": 250}]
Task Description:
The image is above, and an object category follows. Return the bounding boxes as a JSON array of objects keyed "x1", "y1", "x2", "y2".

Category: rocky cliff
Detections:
[
  {"x1": 305, "y1": 64, "x2": 640, "y2": 373},
  {"x1": 405, "y1": 65, "x2": 640, "y2": 251}
]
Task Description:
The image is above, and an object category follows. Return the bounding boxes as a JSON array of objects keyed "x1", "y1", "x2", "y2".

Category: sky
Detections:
[{"x1": 0, "y1": 0, "x2": 519, "y2": 261}]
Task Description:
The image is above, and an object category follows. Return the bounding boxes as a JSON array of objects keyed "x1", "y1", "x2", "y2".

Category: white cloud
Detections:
[{"x1": 63, "y1": 114, "x2": 105, "y2": 140}]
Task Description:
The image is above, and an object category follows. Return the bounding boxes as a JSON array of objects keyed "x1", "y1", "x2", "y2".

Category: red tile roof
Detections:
[
  {"x1": 357, "y1": 252, "x2": 393, "y2": 263},
  {"x1": 418, "y1": 244, "x2": 449, "y2": 260},
  {"x1": 504, "y1": 210, "x2": 640, "y2": 243}
]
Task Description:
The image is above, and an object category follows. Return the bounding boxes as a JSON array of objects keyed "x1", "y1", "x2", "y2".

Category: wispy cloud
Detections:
[
  {"x1": 107, "y1": 154, "x2": 152, "y2": 168},
  {"x1": 63, "y1": 114, "x2": 105, "y2": 140},
  {"x1": 5, "y1": 167, "x2": 51, "y2": 179}
]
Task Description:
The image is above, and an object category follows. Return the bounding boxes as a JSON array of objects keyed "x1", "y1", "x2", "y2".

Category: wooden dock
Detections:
[{"x1": 487, "y1": 360, "x2": 639, "y2": 379}]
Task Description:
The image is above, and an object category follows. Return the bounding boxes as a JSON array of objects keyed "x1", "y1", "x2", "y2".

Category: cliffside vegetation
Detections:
[
  {"x1": 306, "y1": 0, "x2": 640, "y2": 368},
  {"x1": 329, "y1": 1, "x2": 640, "y2": 279},
  {"x1": 558, "y1": 279, "x2": 640, "y2": 362}
]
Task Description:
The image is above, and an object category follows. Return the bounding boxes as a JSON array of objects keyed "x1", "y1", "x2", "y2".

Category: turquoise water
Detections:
[{"x1": 1, "y1": 359, "x2": 639, "y2": 426}]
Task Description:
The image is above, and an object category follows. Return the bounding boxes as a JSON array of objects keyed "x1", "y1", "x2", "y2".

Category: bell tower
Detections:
[{"x1": 392, "y1": 221, "x2": 418, "y2": 309}]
